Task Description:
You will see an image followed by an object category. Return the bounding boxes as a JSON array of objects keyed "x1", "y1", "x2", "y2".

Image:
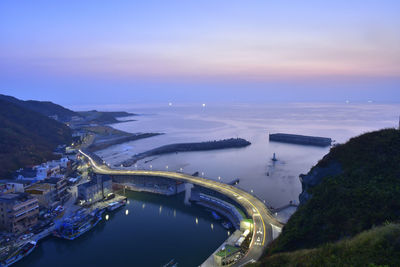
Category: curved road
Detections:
[{"x1": 79, "y1": 150, "x2": 282, "y2": 266}]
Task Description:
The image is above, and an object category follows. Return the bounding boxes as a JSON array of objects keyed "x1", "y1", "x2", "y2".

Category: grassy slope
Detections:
[
  {"x1": 0, "y1": 99, "x2": 72, "y2": 178},
  {"x1": 255, "y1": 223, "x2": 400, "y2": 267},
  {"x1": 258, "y1": 129, "x2": 400, "y2": 266}
]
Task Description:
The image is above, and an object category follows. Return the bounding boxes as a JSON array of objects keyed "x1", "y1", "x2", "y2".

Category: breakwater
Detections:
[
  {"x1": 269, "y1": 133, "x2": 332, "y2": 147},
  {"x1": 120, "y1": 138, "x2": 251, "y2": 167},
  {"x1": 88, "y1": 132, "x2": 162, "y2": 151}
]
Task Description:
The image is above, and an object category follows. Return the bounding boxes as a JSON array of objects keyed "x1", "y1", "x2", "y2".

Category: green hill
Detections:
[
  {"x1": 0, "y1": 94, "x2": 78, "y2": 122},
  {"x1": 0, "y1": 99, "x2": 72, "y2": 178},
  {"x1": 255, "y1": 223, "x2": 400, "y2": 267},
  {"x1": 260, "y1": 128, "x2": 400, "y2": 265}
]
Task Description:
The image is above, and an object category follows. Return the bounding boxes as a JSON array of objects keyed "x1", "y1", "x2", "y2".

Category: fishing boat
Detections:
[
  {"x1": 211, "y1": 211, "x2": 222, "y2": 220},
  {"x1": 221, "y1": 221, "x2": 233, "y2": 229},
  {"x1": 0, "y1": 241, "x2": 36, "y2": 267},
  {"x1": 163, "y1": 258, "x2": 178, "y2": 267},
  {"x1": 53, "y1": 210, "x2": 102, "y2": 240}
]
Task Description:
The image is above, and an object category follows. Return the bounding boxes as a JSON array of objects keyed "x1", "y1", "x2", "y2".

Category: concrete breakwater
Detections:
[
  {"x1": 269, "y1": 133, "x2": 332, "y2": 147},
  {"x1": 119, "y1": 138, "x2": 251, "y2": 167},
  {"x1": 89, "y1": 132, "x2": 162, "y2": 151}
]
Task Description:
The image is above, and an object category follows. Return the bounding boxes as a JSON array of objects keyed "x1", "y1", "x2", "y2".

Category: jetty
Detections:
[{"x1": 269, "y1": 133, "x2": 332, "y2": 147}]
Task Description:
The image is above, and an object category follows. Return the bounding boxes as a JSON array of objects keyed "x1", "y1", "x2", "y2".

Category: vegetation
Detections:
[
  {"x1": 0, "y1": 94, "x2": 78, "y2": 122},
  {"x1": 255, "y1": 223, "x2": 400, "y2": 267},
  {"x1": 77, "y1": 110, "x2": 136, "y2": 124},
  {"x1": 260, "y1": 129, "x2": 400, "y2": 266},
  {"x1": 0, "y1": 99, "x2": 72, "y2": 178}
]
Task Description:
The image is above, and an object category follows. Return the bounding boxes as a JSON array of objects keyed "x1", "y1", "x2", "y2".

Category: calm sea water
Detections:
[
  {"x1": 94, "y1": 103, "x2": 399, "y2": 206},
  {"x1": 19, "y1": 103, "x2": 399, "y2": 267},
  {"x1": 17, "y1": 192, "x2": 228, "y2": 267}
]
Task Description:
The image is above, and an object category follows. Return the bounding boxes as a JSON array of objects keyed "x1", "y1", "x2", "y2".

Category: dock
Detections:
[
  {"x1": 91, "y1": 194, "x2": 127, "y2": 211},
  {"x1": 269, "y1": 133, "x2": 332, "y2": 147}
]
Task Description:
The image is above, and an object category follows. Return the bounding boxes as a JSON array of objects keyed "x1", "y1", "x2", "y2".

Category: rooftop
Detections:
[
  {"x1": 0, "y1": 193, "x2": 35, "y2": 203},
  {"x1": 26, "y1": 183, "x2": 53, "y2": 192}
]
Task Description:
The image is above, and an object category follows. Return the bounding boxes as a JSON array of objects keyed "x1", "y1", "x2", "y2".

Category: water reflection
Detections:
[{"x1": 125, "y1": 209, "x2": 129, "y2": 216}]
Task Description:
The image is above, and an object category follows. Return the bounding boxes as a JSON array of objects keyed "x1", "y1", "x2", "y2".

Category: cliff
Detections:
[{"x1": 261, "y1": 128, "x2": 400, "y2": 265}]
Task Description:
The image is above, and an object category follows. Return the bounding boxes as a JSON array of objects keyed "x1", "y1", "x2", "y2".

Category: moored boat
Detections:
[
  {"x1": 107, "y1": 199, "x2": 126, "y2": 212},
  {"x1": 53, "y1": 210, "x2": 102, "y2": 240},
  {"x1": 0, "y1": 241, "x2": 37, "y2": 267}
]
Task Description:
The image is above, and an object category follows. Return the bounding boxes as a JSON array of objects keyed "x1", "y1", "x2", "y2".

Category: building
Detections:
[
  {"x1": 14, "y1": 168, "x2": 38, "y2": 182},
  {"x1": 25, "y1": 183, "x2": 55, "y2": 209},
  {"x1": 0, "y1": 182, "x2": 24, "y2": 194},
  {"x1": 0, "y1": 193, "x2": 39, "y2": 233},
  {"x1": 45, "y1": 178, "x2": 70, "y2": 205},
  {"x1": 214, "y1": 245, "x2": 241, "y2": 266},
  {"x1": 78, "y1": 175, "x2": 112, "y2": 204}
]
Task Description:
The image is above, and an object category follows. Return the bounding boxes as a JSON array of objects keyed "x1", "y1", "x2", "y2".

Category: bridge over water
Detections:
[{"x1": 79, "y1": 149, "x2": 282, "y2": 266}]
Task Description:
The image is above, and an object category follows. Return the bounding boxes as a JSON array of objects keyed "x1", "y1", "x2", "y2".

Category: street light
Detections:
[
  {"x1": 150, "y1": 165, "x2": 152, "y2": 170},
  {"x1": 218, "y1": 176, "x2": 221, "y2": 181},
  {"x1": 166, "y1": 165, "x2": 169, "y2": 170}
]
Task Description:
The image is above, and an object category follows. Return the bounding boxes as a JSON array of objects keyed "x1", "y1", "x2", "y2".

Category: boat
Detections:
[
  {"x1": 221, "y1": 221, "x2": 233, "y2": 229},
  {"x1": 163, "y1": 259, "x2": 178, "y2": 267},
  {"x1": 0, "y1": 241, "x2": 37, "y2": 267},
  {"x1": 107, "y1": 200, "x2": 126, "y2": 212},
  {"x1": 53, "y1": 210, "x2": 102, "y2": 240},
  {"x1": 211, "y1": 211, "x2": 222, "y2": 220}
]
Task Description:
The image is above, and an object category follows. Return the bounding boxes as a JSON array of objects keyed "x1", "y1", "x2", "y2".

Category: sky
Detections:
[{"x1": 0, "y1": 0, "x2": 399, "y2": 105}]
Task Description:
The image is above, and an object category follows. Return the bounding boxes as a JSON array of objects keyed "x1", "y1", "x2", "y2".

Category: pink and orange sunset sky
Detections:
[{"x1": 1, "y1": 0, "x2": 399, "y2": 104}]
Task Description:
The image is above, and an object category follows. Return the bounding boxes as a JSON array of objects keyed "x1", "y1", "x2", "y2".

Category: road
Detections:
[{"x1": 79, "y1": 150, "x2": 282, "y2": 266}]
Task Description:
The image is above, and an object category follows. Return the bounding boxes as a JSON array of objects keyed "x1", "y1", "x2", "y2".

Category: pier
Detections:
[{"x1": 269, "y1": 133, "x2": 332, "y2": 147}]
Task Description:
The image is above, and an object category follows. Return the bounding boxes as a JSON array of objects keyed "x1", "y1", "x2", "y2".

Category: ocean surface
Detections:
[
  {"x1": 20, "y1": 102, "x2": 399, "y2": 267},
  {"x1": 93, "y1": 103, "x2": 399, "y2": 207},
  {"x1": 17, "y1": 192, "x2": 228, "y2": 267}
]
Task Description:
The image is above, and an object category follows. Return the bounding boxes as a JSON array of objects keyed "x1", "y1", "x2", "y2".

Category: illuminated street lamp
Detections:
[
  {"x1": 149, "y1": 165, "x2": 152, "y2": 170},
  {"x1": 166, "y1": 165, "x2": 169, "y2": 170},
  {"x1": 218, "y1": 176, "x2": 221, "y2": 181}
]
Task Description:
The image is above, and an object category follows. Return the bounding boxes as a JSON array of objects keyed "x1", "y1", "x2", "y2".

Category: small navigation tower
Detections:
[{"x1": 272, "y1": 153, "x2": 277, "y2": 162}]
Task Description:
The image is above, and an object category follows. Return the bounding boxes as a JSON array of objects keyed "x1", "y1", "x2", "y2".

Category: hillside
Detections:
[
  {"x1": 0, "y1": 94, "x2": 78, "y2": 122},
  {"x1": 261, "y1": 128, "x2": 400, "y2": 264},
  {"x1": 255, "y1": 223, "x2": 400, "y2": 267},
  {"x1": 77, "y1": 110, "x2": 136, "y2": 124},
  {"x1": 0, "y1": 99, "x2": 72, "y2": 178}
]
